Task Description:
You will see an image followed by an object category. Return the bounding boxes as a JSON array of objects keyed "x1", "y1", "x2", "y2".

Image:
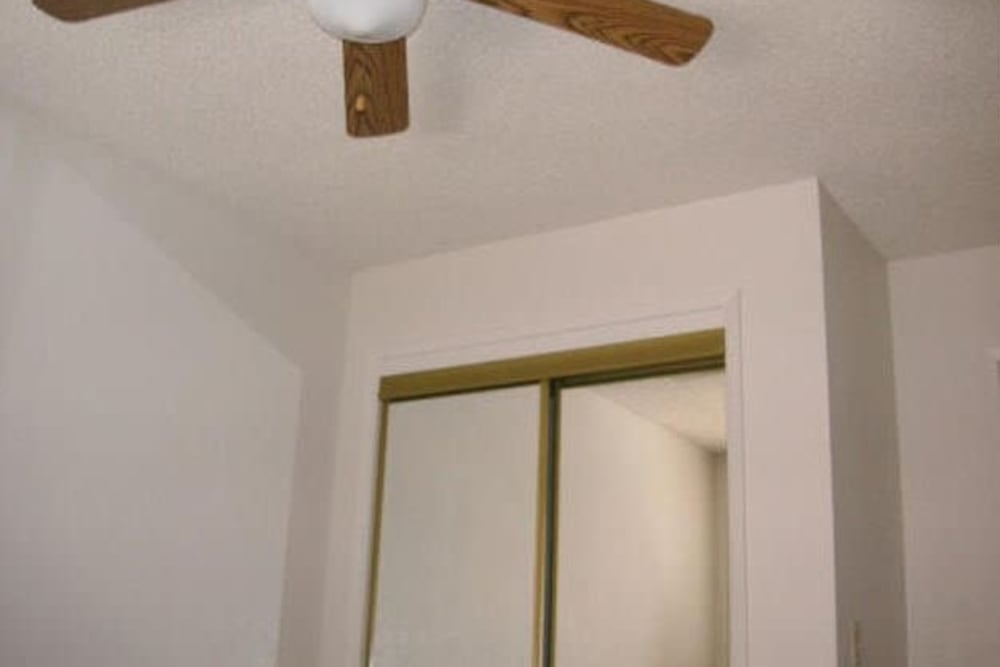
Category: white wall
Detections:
[
  {"x1": 819, "y1": 191, "x2": 908, "y2": 667},
  {"x1": 0, "y1": 100, "x2": 349, "y2": 667},
  {"x1": 322, "y1": 179, "x2": 840, "y2": 667},
  {"x1": 558, "y1": 387, "x2": 724, "y2": 667},
  {"x1": 889, "y1": 244, "x2": 1000, "y2": 667}
]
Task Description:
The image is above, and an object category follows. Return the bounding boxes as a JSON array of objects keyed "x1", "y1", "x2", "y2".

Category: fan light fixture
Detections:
[
  {"x1": 32, "y1": 0, "x2": 713, "y2": 138},
  {"x1": 307, "y1": 0, "x2": 428, "y2": 43}
]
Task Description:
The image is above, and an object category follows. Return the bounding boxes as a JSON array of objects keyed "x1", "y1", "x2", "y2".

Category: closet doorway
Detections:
[{"x1": 364, "y1": 330, "x2": 729, "y2": 667}]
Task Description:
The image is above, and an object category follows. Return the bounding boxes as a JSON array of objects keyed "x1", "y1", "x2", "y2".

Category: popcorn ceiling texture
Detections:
[{"x1": 2, "y1": 0, "x2": 997, "y2": 268}]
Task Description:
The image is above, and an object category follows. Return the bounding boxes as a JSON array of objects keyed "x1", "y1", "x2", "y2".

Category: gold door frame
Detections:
[{"x1": 364, "y1": 328, "x2": 725, "y2": 667}]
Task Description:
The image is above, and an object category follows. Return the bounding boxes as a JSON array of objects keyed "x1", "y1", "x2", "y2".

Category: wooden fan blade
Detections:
[
  {"x1": 33, "y1": 0, "x2": 174, "y2": 21},
  {"x1": 465, "y1": 0, "x2": 713, "y2": 66},
  {"x1": 343, "y1": 39, "x2": 410, "y2": 138}
]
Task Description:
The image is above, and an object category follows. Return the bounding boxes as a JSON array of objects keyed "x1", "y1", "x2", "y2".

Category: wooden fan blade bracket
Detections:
[{"x1": 342, "y1": 39, "x2": 410, "y2": 138}]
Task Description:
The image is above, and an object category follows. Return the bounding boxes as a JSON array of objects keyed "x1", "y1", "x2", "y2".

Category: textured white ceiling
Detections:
[
  {"x1": 586, "y1": 370, "x2": 726, "y2": 451},
  {"x1": 1, "y1": 0, "x2": 997, "y2": 269}
]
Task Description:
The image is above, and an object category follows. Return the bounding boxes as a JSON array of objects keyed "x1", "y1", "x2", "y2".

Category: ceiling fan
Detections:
[{"x1": 32, "y1": 0, "x2": 714, "y2": 138}]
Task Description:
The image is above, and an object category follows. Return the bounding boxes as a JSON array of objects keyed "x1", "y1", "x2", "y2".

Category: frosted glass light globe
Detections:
[{"x1": 307, "y1": 0, "x2": 428, "y2": 43}]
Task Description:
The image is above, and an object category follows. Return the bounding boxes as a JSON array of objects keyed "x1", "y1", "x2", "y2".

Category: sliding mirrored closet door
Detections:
[
  {"x1": 366, "y1": 330, "x2": 728, "y2": 667},
  {"x1": 556, "y1": 371, "x2": 728, "y2": 667},
  {"x1": 368, "y1": 386, "x2": 542, "y2": 666}
]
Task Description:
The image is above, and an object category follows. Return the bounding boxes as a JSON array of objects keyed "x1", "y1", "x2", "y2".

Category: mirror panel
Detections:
[
  {"x1": 555, "y1": 370, "x2": 728, "y2": 667},
  {"x1": 370, "y1": 385, "x2": 541, "y2": 667}
]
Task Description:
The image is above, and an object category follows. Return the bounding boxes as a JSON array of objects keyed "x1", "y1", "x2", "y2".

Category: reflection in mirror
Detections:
[
  {"x1": 556, "y1": 369, "x2": 728, "y2": 667},
  {"x1": 369, "y1": 385, "x2": 540, "y2": 667}
]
